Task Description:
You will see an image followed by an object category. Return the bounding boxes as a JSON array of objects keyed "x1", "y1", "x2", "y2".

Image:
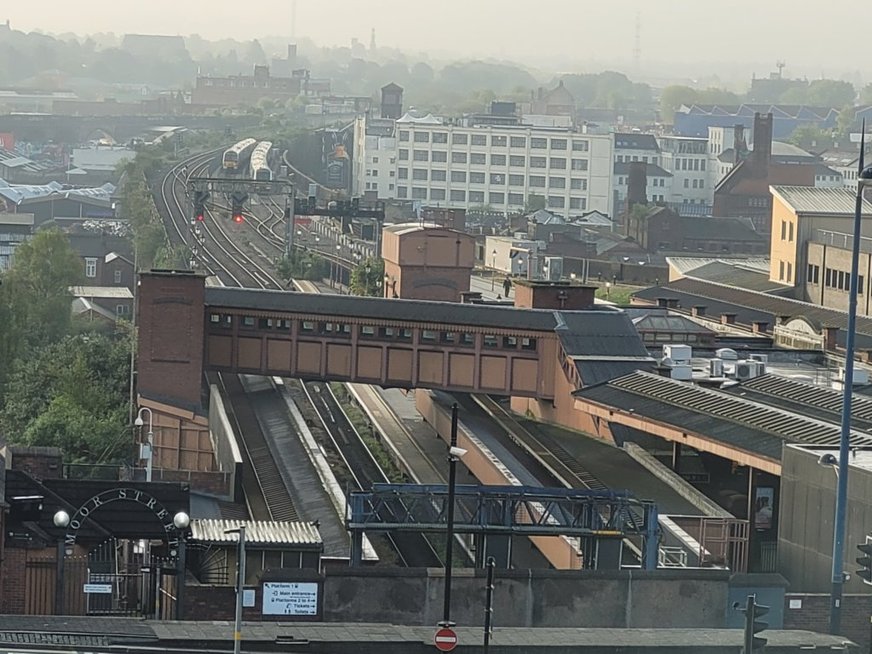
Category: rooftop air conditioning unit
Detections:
[
  {"x1": 663, "y1": 344, "x2": 692, "y2": 364},
  {"x1": 670, "y1": 364, "x2": 693, "y2": 381},
  {"x1": 748, "y1": 353, "x2": 769, "y2": 364},
  {"x1": 709, "y1": 358, "x2": 724, "y2": 377},
  {"x1": 838, "y1": 367, "x2": 869, "y2": 386},
  {"x1": 735, "y1": 360, "x2": 765, "y2": 381}
]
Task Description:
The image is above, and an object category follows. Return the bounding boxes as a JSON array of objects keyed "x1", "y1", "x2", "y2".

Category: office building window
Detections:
[
  {"x1": 413, "y1": 150, "x2": 429, "y2": 162},
  {"x1": 549, "y1": 177, "x2": 565, "y2": 189},
  {"x1": 548, "y1": 196, "x2": 565, "y2": 208},
  {"x1": 491, "y1": 154, "x2": 507, "y2": 166},
  {"x1": 432, "y1": 150, "x2": 447, "y2": 162},
  {"x1": 399, "y1": 130, "x2": 409, "y2": 142},
  {"x1": 431, "y1": 169, "x2": 447, "y2": 181},
  {"x1": 85, "y1": 257, "x2": 97, "y2": 278},
  {"x1": 510, "y1": 136, "x2": 526, "y2": 148},
  {"x1": 808, "y1": 263, "x2": 820, "y2": 284},
  {"x1": 550, "y1": 157, "x2": 566, "y2": 170},
  {"x1": 492, "y1": 135, "x2": 507, "y2": 147},
  {"x1": 571, "y1": 178, "x2": 587, "y2": 190},
  {"x1": 509, "y1": 174, "x2": 525, "y2": 186},
  {"x1": 572, "y1": 139, "x2": 589, "y2": 151},
  {"x1": 469, "y1": 190, "x2": 485, "y2": 203},
  {"x1": 398, "y1": 167, "x2": 408, "y2": 179},
  {"x1": 489, "y1": 192, "x2": 505, "y2": 204},
  {"x1": 550, "y1": 138, "x2": 567, "y2": 150},
  {"x1": 453, "y1": 133, "x2": 468, "y2": 145},
  {"x1": 779, "y1": 260, "x2": 785, "y2": 281},
  {"x1": 412, "y1": 169, "x2": 428, "y2": 181},
  {"x1": 431, "y1": 188, "x2": 446, "y2": 201},
  {"x1": 510, "y1": 155, "x2": 526, "y2": 167},
  {"x1": 470, "y1": 172, "x2": 486, "y2": 184},
  {"x1": 414, "y1": 132, "x2": 429, "y2": 143},
  {"x1": 399, "y1": 148, "x2": 409, "y2": 161},
  {"x1": 433, "y1": 132, "x2": 448, "y2": 143},
  {"x1": 570, "y1": 198, "x2": 586, "y2": 210},
  {"x1": 490, "y1": 173, "x2": 506, "y2": 185},
  {"x1": 787, "y1": 262, "x2": 792, "y2": 283},
  {"x1": 470, "y1": 153, "x2": 487, "y2": 165},
  {"x1": 452, "y1": 152, "x2": 467, "y2": 164},
  {"x1": 571, "y1": 158, "x2": 588, "y2": 171},
  {"x1": 451, "y1": 170, "x2": 467, "y2": 182},
  {"x1": 508, "y1": 192, "x2": 524, "y2": 205},
  {"x1": 450, "y1": 190, "x2": 466, "y2": 202},
  {"x1": 529, "y1": 175, "x2": 546, "y2": 188},
  {"x1": 471, "y1": 134, "x2": 487, "y2": 146},
  {"x1": 530, "y1": 156, "x2": 546, "y2": 168},
  {"x1": 398, "y1": 186, "x2": 408, "y2": 198},
  {"x1": 412, "y1": 187, "x2": 428, "y2": 199},
  {"x1": 531, "y1": 137, "x2": 547, "y2": 149}
]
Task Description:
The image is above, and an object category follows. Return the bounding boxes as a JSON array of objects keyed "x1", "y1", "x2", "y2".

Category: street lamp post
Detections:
[
  {"x1": 134, "y1": 407, "x2": 154, "y2": 482},
  {"x1": 491, "y1": 249, "x2": 497, "y2": 291},
  {"x1": 225, "y1": 525, "x2": 247, "y2": 654},
  {"x1": 830, "y1": 128, "x2": 872, "y2": 635},
  {"x1": 53, "y1": 509, "x2": 71, "y2": 615},
  {"x1": 442, "y1": 403, "x2": 467, "y2": 628},
  {"x1": 335, "y1": 244, "x2": 342, "y2": 292}
]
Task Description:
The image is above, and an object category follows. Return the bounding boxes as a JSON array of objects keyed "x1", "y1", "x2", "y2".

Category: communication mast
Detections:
[{"x1": 776, "y1": 60, "x2": 786, "y2": 79}]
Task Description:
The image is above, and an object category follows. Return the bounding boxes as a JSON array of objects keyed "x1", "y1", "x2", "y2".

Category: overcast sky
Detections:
[{"x1": 4, "y1": 1, "x2": 867, "y2": 80}]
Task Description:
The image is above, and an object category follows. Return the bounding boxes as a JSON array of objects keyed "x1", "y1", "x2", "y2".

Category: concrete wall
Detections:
[
  {"x1": 778, "y1": 445, "x2": 872, "y2": 594},
  {"x1": 207, "y1": 384, "x2": 243, "y2": 501},
  {"x1": 806, "y1": 241, "x2": 872, "y2": 314}
]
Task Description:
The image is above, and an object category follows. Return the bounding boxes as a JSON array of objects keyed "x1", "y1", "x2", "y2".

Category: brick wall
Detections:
[
  {"x1": 8, "y1": 447, "x2": 63, "y2": 480},
  {"x1": 130, "y1": 468, "x2": 231, "y2": 498},
  {"x1": 1, "y1": 547, "x2": 27, "y2": 614},
  {"x1": 784, "y1": 593, "x2": 872, "y2": 648}
]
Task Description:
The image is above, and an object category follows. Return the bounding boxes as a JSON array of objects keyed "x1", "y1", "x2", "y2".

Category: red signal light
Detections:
[
  {"x1": 233, "y1": 214, "x2": 244, "y2": 224},
  {"x1": 196, "y1": 212, "x2": 205, "y2": 222}
]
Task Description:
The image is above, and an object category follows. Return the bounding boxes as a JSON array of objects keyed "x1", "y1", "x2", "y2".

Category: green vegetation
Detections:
[
  {"x1": 595, "y1": 284, "x2": 637, "y2": 305},
  {"x1": 349, "y1": 257, "x2": 384, "y2": 296},
  {"x1": 525, "y1": 194, "x2": 547, "y2": 213},
  {"x1": 276, "y1": 250, "x2": 330, "y2": 284},
  {"x1": 0, "y1": 230, "x2": 132, "y2": 463},
  {"x1": 330, "y1": 383, "x2": 405, "y2": 483}
]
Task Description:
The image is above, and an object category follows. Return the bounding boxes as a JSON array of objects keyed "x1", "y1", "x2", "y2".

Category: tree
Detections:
[
  {"x1": 659, "y1": 85, "x2": 698, "y2": 121},
  {"x1": 276, "y1": 250, "x2": 330, "y2": 284},
  {"x1": 0, "y1": 333, "x2": 131, "y2": 463},
  {"x1": 350, "y1": 258, "x2": 384, "y2": 296},
  {"x1": 788, "y1": 125, "x2": 833, "y2": 151},
  {"x1": 525, "y1": 195, "x2": 546, "y2": 213},
  {"x1": 780, "y1": 79, "x2": 856, "y2": 108}
]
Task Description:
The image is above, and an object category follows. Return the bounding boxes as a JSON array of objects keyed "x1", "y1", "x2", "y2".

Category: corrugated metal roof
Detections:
[
  {"x1": 771, "y1": 185, "x2": 871, "y2": 216},
  {"x1": 189, "y1": 519, "x2": 322, "y2": 546}
]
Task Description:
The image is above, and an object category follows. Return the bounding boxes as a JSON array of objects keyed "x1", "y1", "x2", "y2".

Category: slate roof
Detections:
[
  {"x1": 614, "y1": 132, "x2": 660, "y2": 151},
  {"x1": 574, "y1": 371, "x2": 872, "y2": 463},
  {"x1": 613, "y1": 161, "x2": 672, "y2": 177},
  {"x1": 678, "y1": 260, "x2": 783, "y2": 292}
]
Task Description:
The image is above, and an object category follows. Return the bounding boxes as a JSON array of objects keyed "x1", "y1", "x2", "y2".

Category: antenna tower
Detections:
[{"x1": 776, "y1": 60, "x2": 786, "y2": 79}]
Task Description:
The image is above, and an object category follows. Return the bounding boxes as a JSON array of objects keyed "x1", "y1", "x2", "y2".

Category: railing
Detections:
[
  {"x1": 658, "y1": 546, "x2": 688, "y2": 568},
  {"x1": 814, "y1": 228, "x2": 872, "y2": 254}
]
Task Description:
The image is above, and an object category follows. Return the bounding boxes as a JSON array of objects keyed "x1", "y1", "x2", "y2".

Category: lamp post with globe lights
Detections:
[
  {"x1": 53, "y1": 509, "x2": 70, "y2": 615},
  {"x1": 134, "y1": 407, "x2": 154, "y2": 482}
]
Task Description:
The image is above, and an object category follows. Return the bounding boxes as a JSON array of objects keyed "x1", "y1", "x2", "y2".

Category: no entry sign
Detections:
[{"x1": 434, "y1": 626, "x2": 458, "y2": 652}]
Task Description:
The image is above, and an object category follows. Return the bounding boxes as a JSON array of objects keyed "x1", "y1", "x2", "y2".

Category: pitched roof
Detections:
[
  {"x1": 771, "y1": 185, "x2": 870, "y2": 216},
  {"x1": 613, "y1": 162, "x2": 672, "y2": 177},
  {"x1": 614, "y1": 133, "x2": 659, "y2": 151},
  {"x1": 654, "y1": 214, "x2": 764, "y2": 243},
  {"x1": 670, "y1": 259, "x2": 782, "y2": 292},
  {"x1": 189, "y1": 519, "x2": 322, "y2": 547}
]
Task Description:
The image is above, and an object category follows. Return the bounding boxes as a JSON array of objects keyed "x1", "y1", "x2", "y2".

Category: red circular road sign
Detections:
[{"x1": 434, "y1": 627, "x2": 458, "y2": 652}]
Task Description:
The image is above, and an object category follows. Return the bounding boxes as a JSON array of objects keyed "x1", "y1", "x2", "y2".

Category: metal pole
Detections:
[
  {"x1": 831, "y1": 123, "x2": 866, "y2": 635},
  {"x1": 234, "y1": 525, "x2": 246, "y2": 654},
  {"x1": 443, "y1": 403, "x2": 459, "y2": 626},
  {"x1": 483, "y1": 556, "x2": 495, "y2": 654},
  {"x1": 743, "y1": 594, "x2": 755, "y2": 654},
  {"x1": 54, "y1": 539, "x2": 65, "y2": 615},
  {"x1": 284, "y1": 199, "x2": 293, "y2": 258},
  {"x1": 146, "y1": 427, "x2": 154, "y2": 483}
]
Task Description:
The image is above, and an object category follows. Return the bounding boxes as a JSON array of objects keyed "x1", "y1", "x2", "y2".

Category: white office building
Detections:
[
  {"x1": 657, "y1": 135, "x2": 712, "y2": 207},
  {"x1": 379, "y1": 112, "x2": 613, "y2": 217}
]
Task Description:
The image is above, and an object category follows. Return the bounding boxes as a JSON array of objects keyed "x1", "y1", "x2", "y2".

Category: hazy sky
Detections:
[{"x1": 4, "y1": 1, "x2": 867, "y2": 80}]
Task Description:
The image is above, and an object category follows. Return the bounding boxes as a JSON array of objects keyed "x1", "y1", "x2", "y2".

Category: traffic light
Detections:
[
  {"x1": 193, "y1": 189, "x2": 209, "y2": 222},
  {"x1": 737, "y1": 594, "x2": 768, "y2": 653},
  {"x1": 230, "y1": 191, "x2": 247, "y2": 224},
  {"x1": 857, "y1": 535, "x2": 872, "y2": 584}
]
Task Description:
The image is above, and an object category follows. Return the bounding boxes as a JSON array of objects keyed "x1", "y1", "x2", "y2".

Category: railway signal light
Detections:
[
  {"x1": 735, "y1": 594, "x2": 768, "y2": 653},
  {"x1": 857, "y1": 535, "x2": 872, "y2": 584},
  {"x1": 193, "y1": 189, "x2": 209, "y2": 223},
  {"x1": 230, "y1": 191, "x2": 247, "y2": 224}
]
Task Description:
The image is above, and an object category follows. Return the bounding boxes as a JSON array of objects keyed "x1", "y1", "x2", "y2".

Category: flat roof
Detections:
[
  {"x1": 70, "y1": 286, "x2": 133, "y2": 299},
  {"x1": 771, "y1": 184, "x2": 872, "y2": 216}
]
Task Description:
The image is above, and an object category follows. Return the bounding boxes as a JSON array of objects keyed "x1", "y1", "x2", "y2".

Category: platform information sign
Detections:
[{"x1": 262, "y1": 581, "x2": 318, "y2": 616}]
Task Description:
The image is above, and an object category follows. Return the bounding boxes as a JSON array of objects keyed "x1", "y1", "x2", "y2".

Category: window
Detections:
[
  {"x1": 529, "y1": 175, "x2": 546, "y2": 188},
  {"x1": 483, "y1": 334, "x2": 499, "y2": 348},
  {"x1": 460, "y1": 333, "x2": 475, "y2": 346},
  {"x1": 451, "y1": 152, "x2": 467, "y2": 164},
  {"x1": 683, "y1": 179, "x2": 689, "y2": 188},
  {"x1": 692, "y1": 179, "x2": 698, "y2": 188},
  {"x1": 510, "y1": 136, "x2": 526, "y2": 148},
  {"x1": 548, "y1": 195, "x2": 565, "y2": 208},
  {"x1": 116, "y1": 304, "x2": 129, "y2": 316},
  {"x1": 433, "y1": 132, "x2": 448, "y2": 143},
  {"x1": 398, "y1": 167, "x2": 408, "y2": 179},
  {"x1": 549, "y1": 157, "x2": 566, "y2": 170},
  {"x1": 413, "y1": 169, "x2": 428, "y2": 181},
  {"x1": 509, "y1": 174, "x2": 525, "y2": 186},
  {"x1": 572, "y1": 139, "x2": 589, "y2": 152},
  {"x1": 85, "y1": 257, "x2": 97, "y2": 278},
  {"x1": 570, "y1": 197, "x2": 586, "y2": 210},
  {"x1": 531, "y1": 137, "x2": 547, "y2": 149},
  {"x1": 399, "y1": 130, "x2": 409, "y2": 142},
  {"x1": 432, "y1": 169, "x2": 447, "y2": 181},
  {"x1": 421, "y1": 330, "x2": 437, "y2": 342},
  {"x1": 549, "y1": 177, "x2": 566, "y2": 189},
  {"x1": 825, "y1": 268, "x2": 832, "y2": 286},
  {"x1": 510, "y1": 155, "x2": 526, "y2": 167},
  {"x1": 470, "y1": 153, "x2": 487, "y2": 165},
  {"x1": 441, "y1": 332, "x2": 456, "y2": 344},
  {"x1": 571, "y1": 178, "x2": 587, "y2": 191},
  {"x1": 491, "y1": 154, "x2": 507, "y2": 166},
  {"x1": 808, "y1": 263, "x2": 820, "y2": 284},
  {"x1": 489, "y1": 192, "x2": 505, "y2": 204},
  {"x1": 413, "y1": 150, "x2": 429, "y2": 162},
  {"x1": 780, "y1": 220, "x2": 786, "y2": 240},
  {"x1": 113, "y1": 269, "x2": 122, "y2": 284},
  {"x1": 469, "y1": 190, "x2": 485, "y2": 203},
  {"x1": 451, "y1": 170, "x2": 467, "y2": 183},
  {"x1": 360, "y1": 325, "x2": 376, "y2": 337},
  {"x1": 398, "y1": 186, "x2": 408, "y2": 198},
  {"x1": 530, "y1": 156, "x2": 546, "y2": 168},
  {"x1": 450, "y1": 190, "x2": 466, "y2": 202},
  {"x1": 508, "y1": 192, "x2": 524, "y2": 205},
  {"x1": 470, "y1": 172, "x2": 486, "y2": 184},
  {"x1": 431, "y1": 188, "x2": 446, "y2": 201},
  {"x1": 412, "y1": 187, "x2": 428, "y2": 199},
  {"x1": 432, "y1": 150, "x2": 447, "y2": 162},
  {"x1": 571, "y1": 158, "x2": 588, "y2": 171},
  {"x1": 699, "y1": 178, "x2": 705, "y2": 188},
  {"x1": 453, "y1": 133, "x2": 468, "y2": 145},
  {"x1": 786, "y1": 262, "x2": 792, "y2": 283},
  {"x1": 788, "y1": 222, "x2": 794, "y2": 242},
  {"x1": 779, "y1": 260, "x2": 785, "y2": 281},
  {"x1": 490, "y1": 173, "x2": 506, "y2": 185},
  {"x1": 550, "y1": 138, "x2": 567, "y2": 150},
  {"x1": 242, "y1": 316, "x2": 256, "y2": 328},
  {"x1": 471, "y1": 134, "x2": 487, "y2": 146},
  {"x1": 414, "y1": 132, "x2": 430, "y2": 143},
  {"x1": 399, "y1": 148, "x2": 409, "y2": 161}
]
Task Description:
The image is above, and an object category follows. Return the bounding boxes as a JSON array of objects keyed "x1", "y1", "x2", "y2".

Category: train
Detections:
[
  {"x1": 249, "y1": 141, "x2": 273, "y2": 181},
  {"x1": 222, "y1": 138, "x2": 257, "y2": 170}
]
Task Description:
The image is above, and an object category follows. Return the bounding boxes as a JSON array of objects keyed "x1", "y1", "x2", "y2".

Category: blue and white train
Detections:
[
  {"x1": 249, "y1": 141, "x2": 273, "y2": 181},
  {"x1": 222, "y1": 138, "x2": 257, "y2": 170}
]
